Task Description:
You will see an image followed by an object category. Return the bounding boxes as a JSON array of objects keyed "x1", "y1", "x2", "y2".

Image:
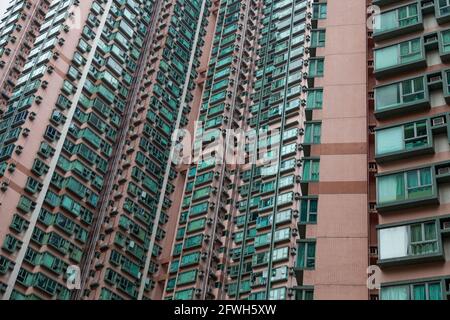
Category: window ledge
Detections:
[
  {"x1": 378, "y1": 252, "x2": 444, "y2": 268},
  {"x1": 440, "y1": 50, "x2": 450, "y2": 62},
  {"x1": 375, "y1": 145, "x2": 434, "y2": 163},
  {"x1": 377, "y1": 195, "x2": 439, "y2": 213},
  {"x1": 374, "y1": 59, "x2": 427, "y2": 79},
  {"x1": 374, "y1": 99, "x2": 430, "y2": 120},
  {"x1": 436, "y1": 12, "x2": 450, "y2": 25},
  {"x1": 372, "y1": 0, "x2": 398, "y2": 6},
  {"x1": 373, "y1": 23, "x2": 423, "y2": 42}
]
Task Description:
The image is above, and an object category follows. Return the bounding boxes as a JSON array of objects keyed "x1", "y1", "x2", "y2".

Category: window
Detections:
[
  {"x1": 374, "y1": 38, "x2": 423, "y2": 71},
  {"x1": 375, "y1": 76, "x2": 425, "y2": 111},
  {"x1": 375, "y1": 4, "x2": 419, "y2": 34},
  {"x1": 269, "y1": 287, "x2": 287, "y2": 300},
  {"x1": 297, "y1": 241, "x2": 316, "y2": 269},
  {"x1": 176, "y1": 270, "x2": 197, "y2": 285},
  {"x1": 274, "y1": 228, "x2": 290, "y2": 242},
  {"x1": 308, "y1": 58, "x2": 324, "y2": 77},
  {"x1": 302, "y1": 159, "x2": 320, "y2": 182},
  {"x1": 306, "y1": 89, "x2": 323, "y2": 109},
  {"x1": 304, "y1": 123, "x2": 321, "y2": 144},
  {"x1": 376, "y1": 120, "x2": 428, "y2": 155},
  {"x1": 272, "y1": 247, "x2": 289, "y2": 262},
  {"x1": 379, "y1": 221, "x2": 439, "y2": 260},
  {"x1": 310, "y1": 30, "x2": 325, "y2": 47},
  {"x1": 439, "y1": 0, "x2": 450, "y2": 16},
  {"x1": 180, "y1": 252, "x2": 200, "y2": 267},
  {"x1": 381, "y1": 282, "x2": 442, "y2": 300},
  {"x1": 441, "y1": 30, "x2": 450, "y2": 53},
  {"x1": 312, "y1": 3, "x2": 327, "y2": 19},
  {"x1": 377, "y1": 167, "x2": 433, "y2": 205},
  {"x1": 300, "y1": 198, "x2": 318, "y2": 223},
  {"x1": 410, "y1": 222, "x2": 438, "y2": 255},
  {"x1": 296, "y1": 288, "x2": 314, "y2": 300},
  {"x1": 174, "y1": 288, "x2": 194, "y2": 300},
  {"x1": 187, "y1": 218, "x2": 206, "y2": 233}
]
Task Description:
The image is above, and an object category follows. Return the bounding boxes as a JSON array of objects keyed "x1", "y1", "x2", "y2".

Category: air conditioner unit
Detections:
[
  {"x1": 290, "y1": 247, "x2": 297, "y2": 255},
  {"x1": 438, "y1": 167, "x2": 450, "y2": 175},
  {"x1": 432, "y1": 117, "x2": 445, "y2": 126}
]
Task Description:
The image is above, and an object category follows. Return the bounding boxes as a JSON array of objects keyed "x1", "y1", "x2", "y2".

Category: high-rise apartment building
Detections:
[
  {"x1": 161, "y1": 0, "x2": 370, "y2": 301},
  {"x1": 0, "y1": 0, "x2": 51, "y2": 112},
  {"x1": 163, "y1": 0, "x2": 309, "y2": 301},
  {"x1": 0, "y1": 0, "x2": 213, "y2": 300},
  {"x1": 0, "y1": 0, "x2": 449, "y2": 302},
  {"x1": 371, "y1": 0, "x2": 450, "y2": 300}
]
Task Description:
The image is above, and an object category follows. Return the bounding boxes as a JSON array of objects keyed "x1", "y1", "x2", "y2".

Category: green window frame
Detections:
[
  {"x1": 409, "y1": 221, "x2": 439, "y2": 256},
  {"x1": 174, "y1": 288, "x2": 194, "y2": 300},
  {"x1": 441, "y1": 29, "x2": 450, "y2": 54},
  {"x1": 272, "y1": 247, "x2": 289, "y2": 262},
  {"x1": 302, "y1": 159, "x2": 320, "y2": 182},
  {"x1": 308, "y1": 58, "x2": 324, "y2": 77},
  {"x1": 438, "y1": 0, "x2": 450, "y2": 16},
  {"x1": 306, "y1": 89, "x2": 323, "y2": 109},
  {"x1": 374, "y1": 38, "x2": 423, "y2": 72},
  {"x1": 300, "y1": 198, "x2": 318, "y2": 224},
  {"x1": 381, "y1": 281, "x2": 442, "y2": 300},
  {"x1": 312, "y1": 3, "x2": 327, "y2": 19},
  {"x1": 375, "y1": 3, "x2": 419, "y2": 34},
  {"x1": 187, "y1": 218, "x2": 206, "y2": 233},
  {"x1": 269, "y1": 287, "x2": 287, "y2": 300},
  {"x1": 377, "y1": 167, "x2": 434, "y2": 205},
  {"x1": 375, "y1": 76, "x2": 426, "y2": 112},
  {"x1": 184, "y1": 234, "x2": 203, "y2": 249},
  {"x1": 176, "y1": 270, "x2": 197, "y2": 285},
  {"x1": 375, "y1": 120, "x2": 429, "y2": 156},
  {"x1": 297, "y1": 241, "x2": 316, "y2": 269},
  {"x1": 304, "y1": 122, "x2": 321, "y2": 144},
  {"x1": 379, "y1": 220, "x2": 440, "y2": 261},
  {"x1": 180, "y1": 252, "x2": 200, "y2": 267},
  {"x1": 296, "y1": 288, "x2": 314, "y2": 300},
  {"x1": 310, "y1": 30, "x2": 325, "y2": 48}
]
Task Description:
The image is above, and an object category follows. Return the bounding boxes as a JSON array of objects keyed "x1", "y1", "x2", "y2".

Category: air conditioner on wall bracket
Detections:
[
  {"x1": 438, "y1": 167, "x2": 450, "y2": 175},
  {"x1": 443, "y1": 221, "x2": 450, "y2": 230},
  {"x1": 432, "y1": 116, "x2": 446, "y2": 126}
]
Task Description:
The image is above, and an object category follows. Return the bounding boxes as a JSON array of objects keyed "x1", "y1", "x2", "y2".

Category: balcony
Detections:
[
  {"x1": 374, "y1": 75, "x2": 430, "y2": 119},
  {"x1": 374, "y1": 37, "x2": 426, "y2": 78},
  {"x1": 436, "y1": 1, "x2": 450, "y2": 24},
  {"x1": 375, "y1": 118, "x2": 434, "y2": 162},
  {"x1": 377, "y1": 217, "x2": 448, "y2": 267},
  {"x1": 376, "y1": 166, "x2": 439, "y2": 212},
  {"x1": 373, "y1": 3, "x2": 423, "y2": 41}
]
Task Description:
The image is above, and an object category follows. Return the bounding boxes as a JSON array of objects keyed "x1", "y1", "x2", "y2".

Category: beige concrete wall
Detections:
[{"x1": 312, "y1": 0, "x2": 369, "y2": 300}]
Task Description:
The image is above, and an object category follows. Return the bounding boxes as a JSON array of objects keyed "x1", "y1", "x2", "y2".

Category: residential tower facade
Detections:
[{"x1": 1, "y1": 0, "x2": 449, "y2": 302}]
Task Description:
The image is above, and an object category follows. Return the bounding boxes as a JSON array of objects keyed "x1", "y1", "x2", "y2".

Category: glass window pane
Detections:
[
  {"x1": 376, "y1": 127, "x2": 404, "y2": 154},
  {"x1": 413, "y1": 284, "x2": 426, "y2": 300},
  {"x1": 381, "y1": 285, "x2": 409, "y2": 300},
  {"x1": 375, "y1": 45, "x2": 399, "y2": 69},
  {"x1": 379, "y1": 11, "x2": 397, "y2": 32},
  {"x1": 376, "y1": 83, "x2": 400, "y2": 110},
  {"x1": 428, "y1": 283, "x2": 442, "y2": 300},
  {"x1": 378, "y1": 173, "x2": 405, "y2": 203}
]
